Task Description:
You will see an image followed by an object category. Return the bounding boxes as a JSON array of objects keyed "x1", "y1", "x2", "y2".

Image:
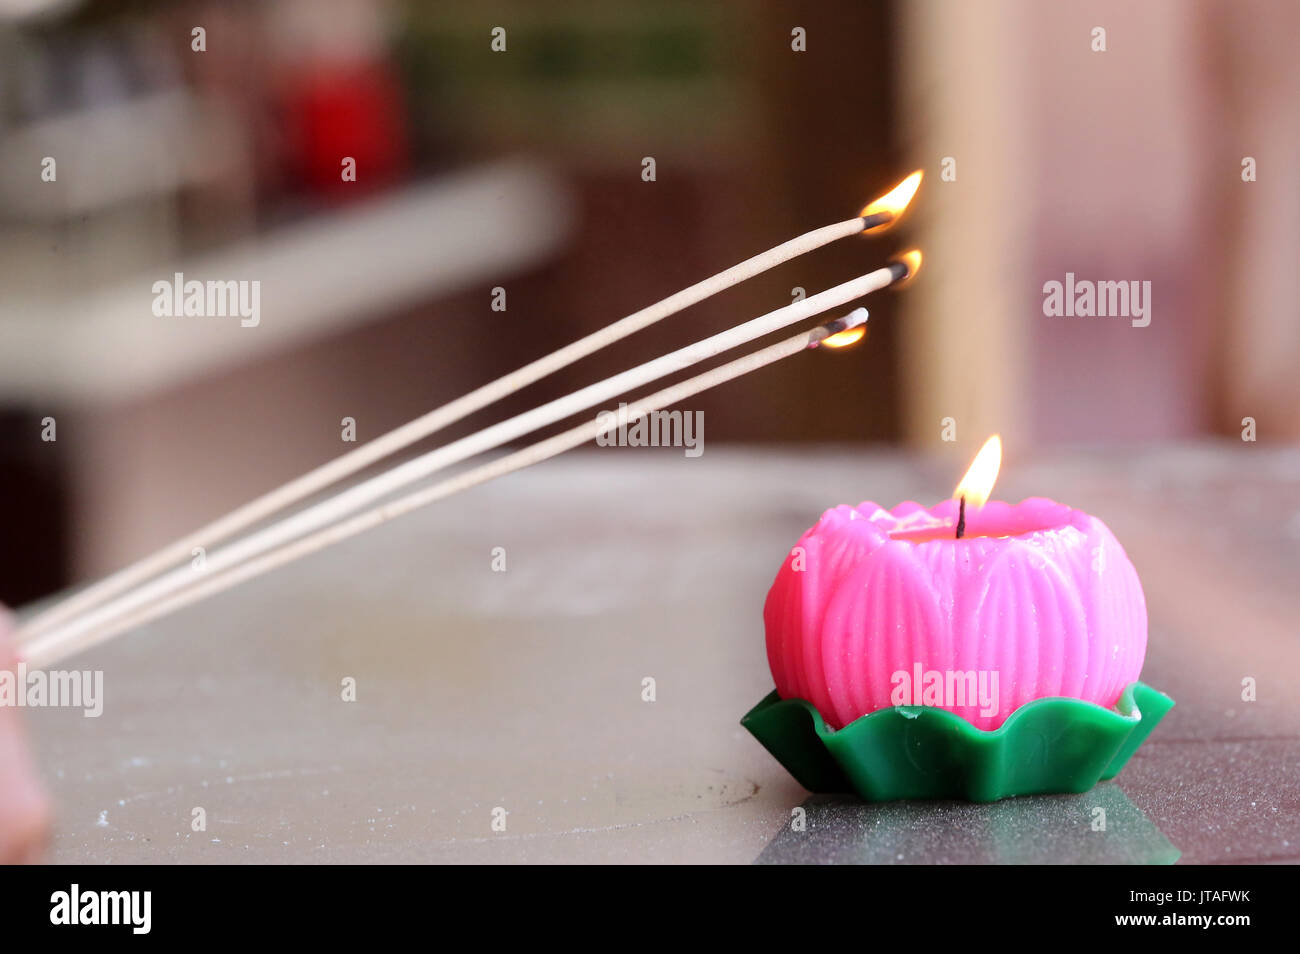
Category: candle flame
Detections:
[
  {"x1": 953, "y1": 435, "x2": 1002, "y2": 507},
  {"x1": 821, "y1": 326, "x2": 866, "y2": 349},
  {"x1": 860, "y1": 170, "x2": 923, "y2": 231}
]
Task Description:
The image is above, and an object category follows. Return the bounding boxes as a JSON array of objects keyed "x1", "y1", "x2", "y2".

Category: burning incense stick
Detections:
[
  {"x1": 22, "y1": 257, "x2": 919, "y2": 662},
  {"x1": 20, "y1": 172, "x2": 923, "y2": 643},
  {"x1": 24, "y1": 308, "x2": 873, "y2": 668}
]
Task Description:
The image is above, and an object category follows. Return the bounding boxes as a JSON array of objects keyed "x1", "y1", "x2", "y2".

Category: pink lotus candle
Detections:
[{"x1": 763, "y1": 437, "x2": 1147, "y2": 731}]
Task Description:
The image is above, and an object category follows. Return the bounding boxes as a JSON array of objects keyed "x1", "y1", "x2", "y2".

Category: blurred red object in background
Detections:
[{"x1": 280, "y1": 61, "x2": 410, "y2": 200}]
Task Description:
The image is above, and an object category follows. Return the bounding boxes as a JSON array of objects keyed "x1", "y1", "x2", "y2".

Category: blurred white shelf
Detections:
[{"x1": 0, "y1": 157, "x2": 573, "y2": 403}]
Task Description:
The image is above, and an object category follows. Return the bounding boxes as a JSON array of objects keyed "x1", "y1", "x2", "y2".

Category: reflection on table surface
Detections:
[{"x1": 757, "y1": 789, "x2": 1179, "y2": 865}]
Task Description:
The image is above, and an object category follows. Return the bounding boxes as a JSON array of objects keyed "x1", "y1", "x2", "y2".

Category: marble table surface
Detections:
[{"x1": 24, "y1": 443, "x2": 1300, "y2": 863}]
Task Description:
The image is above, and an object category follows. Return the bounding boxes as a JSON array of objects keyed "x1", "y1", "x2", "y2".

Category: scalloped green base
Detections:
[{"x1": 742, "y1": 681, "x2": 1173, "y2": 802}]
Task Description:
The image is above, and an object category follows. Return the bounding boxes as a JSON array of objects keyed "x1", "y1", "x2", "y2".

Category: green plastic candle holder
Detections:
[{"x1": 741, "y1": 681, "x2": 1173, "y2": 802}]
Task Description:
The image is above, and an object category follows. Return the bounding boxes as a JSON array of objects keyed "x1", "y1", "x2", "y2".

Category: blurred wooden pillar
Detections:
[
  {"x1": 896, "y1": 0, "x2": 1030, "y2": 452},
  {"x1": 1214, "y1": 0, "x2": 1300, "y2": 440}
]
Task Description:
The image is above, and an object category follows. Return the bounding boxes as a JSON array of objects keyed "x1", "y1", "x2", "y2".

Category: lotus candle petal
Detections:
[{"x1": 764, "y1": 498, "x2": 1147, "y2": 730}]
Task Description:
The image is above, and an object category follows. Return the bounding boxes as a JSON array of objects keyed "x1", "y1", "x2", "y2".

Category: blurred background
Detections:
[{"x1": 0, "y1": 0, "x2": 1296, "y2": 606}]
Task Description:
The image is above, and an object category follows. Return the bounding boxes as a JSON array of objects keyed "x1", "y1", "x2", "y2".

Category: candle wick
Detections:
[{"x1": 955, "y1": 495, "x2": 967, "y2": 540}]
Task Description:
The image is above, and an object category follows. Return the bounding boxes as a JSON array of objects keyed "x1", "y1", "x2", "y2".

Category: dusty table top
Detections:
[{"x1": 25, "y1": 444, "x2": 1300, "y2": 863}]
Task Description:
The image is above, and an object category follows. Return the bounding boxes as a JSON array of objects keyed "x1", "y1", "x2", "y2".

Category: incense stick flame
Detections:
[
  {"x1": 821, "y1": 326, "x2": 866, "y2": 349},
  {"x1": 953, "y1": 435, "x2": 1002, "y2": 507},
  {"x1": 860, "y1": 170, "x2": 923, "y2": 230},
  {"x1": 892, "y1": 248, "x2": 923, "y2": 287}
]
